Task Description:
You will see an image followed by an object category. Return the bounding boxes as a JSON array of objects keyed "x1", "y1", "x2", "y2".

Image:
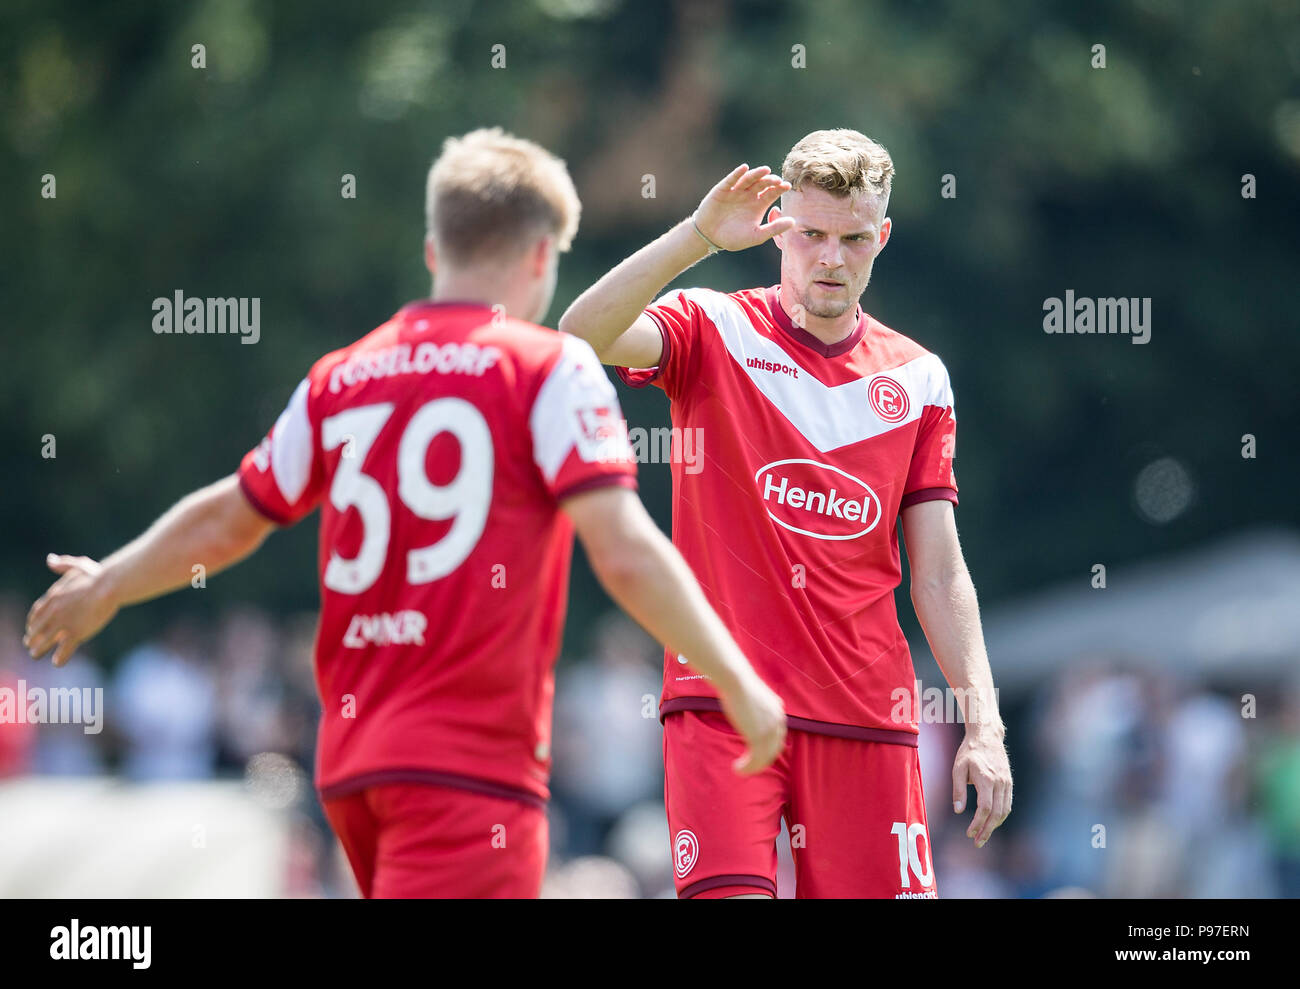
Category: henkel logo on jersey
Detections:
[{"x1": 755, "y1": 459, "x2": 881, "y2": 540}]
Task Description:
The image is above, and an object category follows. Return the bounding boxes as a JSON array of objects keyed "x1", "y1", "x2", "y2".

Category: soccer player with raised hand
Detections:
[{"x1": 560, "y1": 129, "x2": 1012, "y2": 898}]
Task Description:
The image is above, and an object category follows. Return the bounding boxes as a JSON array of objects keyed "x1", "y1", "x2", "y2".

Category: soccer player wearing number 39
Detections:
[
  {"x1": 23, "y1": 129, "x2": 786, "y2": 898},
  {"x1": 560, "y1": 129, "x2": 1013, "y2": 898}
]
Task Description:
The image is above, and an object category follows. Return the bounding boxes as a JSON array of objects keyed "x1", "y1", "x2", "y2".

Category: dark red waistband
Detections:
[
  {"x1": 318, "y1": 767, "x2": 547, "y2": 809},
  {"x1": 660, "y1": 696, "x2": 919, "y2": 746}
]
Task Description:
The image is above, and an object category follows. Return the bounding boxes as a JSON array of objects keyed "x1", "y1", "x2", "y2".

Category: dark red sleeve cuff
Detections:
[
  {"x1": 899, "y1": 486, "x2": 959, "y2": 510},
  {"x1": 554, "y1": 472, "x2": 638, "y2": 504},
  {"x1": 238, "y1": 470, "x2": 293, "y2": 526}
]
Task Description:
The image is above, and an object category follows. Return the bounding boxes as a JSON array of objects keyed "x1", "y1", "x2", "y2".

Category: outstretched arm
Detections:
[
  {"x1": 558, "y1": 164, "x2": 795, "y2": 368},
  {"x1": 24, "y1": 473, "x2": 275, "y2": 666},
  {"x1": 901, "y1": 498, "x2": 1012, "y2": 847}
]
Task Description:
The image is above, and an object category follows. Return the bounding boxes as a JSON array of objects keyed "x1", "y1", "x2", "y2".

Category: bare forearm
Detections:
[
  {"x1": 565, "y1": 484, "x2": 785, "y2": 770},
  {"x1": 592, "y1": 526, "x2": 757, "y2": 696},
  {"x1": 911, "y1": 571, "x2": 1004, "y2": 733},
  {"x1": 559, "y1": 219, "x2": 707, "y2": 355},
  {"x1": 101, "y1": 475, "x2": 268, "y2": 607}
]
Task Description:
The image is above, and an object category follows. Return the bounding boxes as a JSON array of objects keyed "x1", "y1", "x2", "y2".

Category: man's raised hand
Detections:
[{"x1": 693, "y1": 164, "x2": 797, "y2": 253}]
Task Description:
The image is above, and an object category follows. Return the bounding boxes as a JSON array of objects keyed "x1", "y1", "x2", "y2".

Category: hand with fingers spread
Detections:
[
  {"x1": 692, "y1": 164, "x2": 798, "y2": 253},
  {"x1": 952, "y1": 723, "x2": 1013, "y2": 848},
  {"x1": 24, "y1": 554, "x2": 119, "y2": 667}
]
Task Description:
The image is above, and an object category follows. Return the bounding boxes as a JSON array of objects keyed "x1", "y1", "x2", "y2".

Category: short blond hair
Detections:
[
  {"x1": 425, "y1": 127, "x2": 581, "y2": 265},
  {"x1": 782, "y1": 129, "x2": 894, "y2": 206}
]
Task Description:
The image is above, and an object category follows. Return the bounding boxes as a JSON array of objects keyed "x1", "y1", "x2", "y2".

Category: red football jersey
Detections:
[
  {"x1": 617, "y1": 286, "x2": 957, "y2": 742},
  {"x1": 238, "y1": 301, "x2": 637, "y2": 804}
]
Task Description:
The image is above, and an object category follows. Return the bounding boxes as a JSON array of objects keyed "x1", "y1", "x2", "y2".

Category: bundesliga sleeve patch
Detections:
[{"x1": 573, "y1": 402, "x2": 632, "y2": 464}]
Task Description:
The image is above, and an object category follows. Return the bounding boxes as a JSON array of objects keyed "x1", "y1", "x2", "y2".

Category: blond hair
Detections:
[
  {"x1": 425, "y1": 128, "x2": 581, "y2": 265},
  {"x1": 781, "y1": 129, "x2": 894, "y2": 206}
]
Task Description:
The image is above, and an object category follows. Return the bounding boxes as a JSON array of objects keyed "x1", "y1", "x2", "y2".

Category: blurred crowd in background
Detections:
[{"x1": 2, "y1": 591, "x2": 1296, "y2": 898}]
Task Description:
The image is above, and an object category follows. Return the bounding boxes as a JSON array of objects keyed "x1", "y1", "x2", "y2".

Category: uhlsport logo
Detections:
[
  {"x1": 868, "y1": 375, "x2": 909, "y2": 423},
  {"x1": 755, "y1": 459, "x2": 881, "y2": 540},
  {"x1": 746, "y1": 356, "x2": 799, "y2": 379},
  {"x1": 674, "y1": 829, "x2": 700, "y2": 879}
]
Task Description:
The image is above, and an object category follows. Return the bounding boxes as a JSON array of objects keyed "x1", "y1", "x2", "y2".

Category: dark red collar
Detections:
[
  {"x1": 764, "y1": 285, "x2": 867, "y2": 358},
  {"x1": 398, "y1": 298, "x2": 497, "y2": 317}
]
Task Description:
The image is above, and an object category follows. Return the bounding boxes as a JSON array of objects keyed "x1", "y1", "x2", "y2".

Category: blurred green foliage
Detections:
[{"x1": 3, "y1": 0, "x2": 1298, "y2": 661}]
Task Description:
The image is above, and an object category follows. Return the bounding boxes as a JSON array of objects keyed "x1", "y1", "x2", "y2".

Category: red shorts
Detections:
[
  {"x1": 664, "y1": 710, "x2": 935, "y2": 898},
  {"x1": 322, "y1": 782, "x2": 547, "y2": 898}
]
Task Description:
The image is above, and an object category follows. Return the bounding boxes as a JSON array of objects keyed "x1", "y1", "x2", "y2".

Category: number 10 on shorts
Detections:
[{"x1": 889, "y1": 821, "x2": 934, "y2": 889}]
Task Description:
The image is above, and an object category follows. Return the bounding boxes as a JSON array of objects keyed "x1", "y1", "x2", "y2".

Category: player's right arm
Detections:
[
  {"x1": 558, "y1": 164, "x2": 795, "y2": 368},
  {"x1": 24, "y1": 475, "x2": 274, "y2": 666},
  {"x1": 561, "y1": 484, "x2": 786, "y2": 774},
  {"x1": 27, "y1": 370, "x2": 323, "y2": 669}
]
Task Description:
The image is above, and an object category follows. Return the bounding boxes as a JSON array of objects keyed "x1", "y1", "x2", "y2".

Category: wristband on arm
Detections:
[{"x1": 691, "y1": 215, "x2": 725, "y2": 255}]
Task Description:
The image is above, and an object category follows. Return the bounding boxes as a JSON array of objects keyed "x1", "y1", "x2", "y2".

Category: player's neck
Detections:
[
  {"x1": 778, "y1": 288, "x2": 860, "y2": 347},
  {"x1": 431, "y1": 272, "x2": 528, "y2": 320},
  {"x1": 431, "y1": 284, "x2": 501, "y2": 311},
  {"x1": 800, "y1": 313, "x2": 858, "y2": 347}
]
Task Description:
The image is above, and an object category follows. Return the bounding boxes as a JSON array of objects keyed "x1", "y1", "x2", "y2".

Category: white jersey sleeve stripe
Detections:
[
  {"x1": 270, "y1": 377, "x2": 314, "y2": 505},
  {"x1": 530, "y1": 333, "x2": 632, "y2": 484}
]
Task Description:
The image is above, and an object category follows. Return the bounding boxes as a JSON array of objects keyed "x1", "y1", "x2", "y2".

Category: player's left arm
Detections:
[
  {"x1": 901, "y1": 498, "x2": 1012, "y2": 847},
  {"x1": 24, "y1": 474, "x2": 275, "y2": 666}
]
